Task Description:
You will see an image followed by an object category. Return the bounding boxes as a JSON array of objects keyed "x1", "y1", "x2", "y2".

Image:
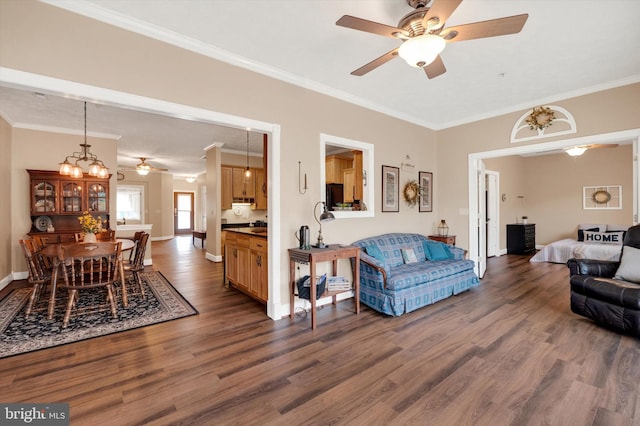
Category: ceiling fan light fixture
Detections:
[
  {"x1": 136, "y1": 166, "x2": 151, "y2": 176},
  {"x1": 566, "y1": 147, "x2": 587, "y2": 157},
  {"x1": 398, "y1": 34, "x2": 445, "y2": 68}
]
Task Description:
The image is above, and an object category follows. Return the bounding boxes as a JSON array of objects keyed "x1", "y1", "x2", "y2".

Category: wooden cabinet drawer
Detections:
[
  {"x1": 236, "y1": 234, "x2": 250, "y2": 247},
  {"x1": 250, "y1": 237, "x2": 267, "y2": 252}
]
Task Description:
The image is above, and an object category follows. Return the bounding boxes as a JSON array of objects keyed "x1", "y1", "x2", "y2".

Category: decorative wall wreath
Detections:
[
  {"x1": 526, "y1": 106, "x2": 556, "y2": 131},
  {"x1": 403, "y1": 180, "x2": 422, "y2": 207}
]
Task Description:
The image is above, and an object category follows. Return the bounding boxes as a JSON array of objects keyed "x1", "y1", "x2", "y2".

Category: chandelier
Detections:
[{"x1": 59, "y1": 102, "x2": 109, "y2": 179}]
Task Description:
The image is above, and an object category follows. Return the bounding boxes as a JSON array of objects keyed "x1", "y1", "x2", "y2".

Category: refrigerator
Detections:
[{"x1": 325, "y1": 183, "x2": 343, "y2": 211}]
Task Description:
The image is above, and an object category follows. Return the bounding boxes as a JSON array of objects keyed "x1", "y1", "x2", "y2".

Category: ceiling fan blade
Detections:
[
  {"x1": 336, "y1": 15, "x2": 408, "y2": 39},
  {"x1": 440, "y1": 14, "x2": 528, "y2": 42},
  {"x1": 584, "y1": 144, "x2": 619, "y2": 149},
  {"x1": 351, "y1": 48, "x2": 399, "y2": 76},
  {"x1": 421, "y1": 0, "x2": 463, "y2": 30},
  {"x1": 423, "y1": 55, "x2": 446, "y2": 79}
]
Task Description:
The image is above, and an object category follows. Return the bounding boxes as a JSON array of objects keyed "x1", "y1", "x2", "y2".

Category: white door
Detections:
[
  {"x1": 486, "y1": 171, "x2": 500, "y2": 257},
  {"x1": 477, "y1": 160, "x2": 487, "y2": 278}
]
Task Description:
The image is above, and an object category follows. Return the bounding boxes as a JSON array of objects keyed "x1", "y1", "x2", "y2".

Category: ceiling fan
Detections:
[
  {"x1": 119, "y1": 157, "x2": 169, "y2": 175},
  {"x1": 336, "y1": 0, "x2": 528, "y2": 78},
  {"x1": 565, "y1": 144, "x2": 619, "y2": 157}
]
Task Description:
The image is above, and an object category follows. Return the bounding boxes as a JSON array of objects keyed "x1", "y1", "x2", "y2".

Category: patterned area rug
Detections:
[{"x1": 0, "y1": 271, "x2": 197, "y2": 358}]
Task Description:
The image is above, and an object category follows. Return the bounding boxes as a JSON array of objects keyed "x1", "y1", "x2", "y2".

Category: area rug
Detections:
[{"x1": 0, "y1": 271, "x2": 197, "y2": 359}]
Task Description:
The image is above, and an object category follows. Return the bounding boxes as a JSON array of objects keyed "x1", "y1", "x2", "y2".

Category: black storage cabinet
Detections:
[{"x1": 507, "y1": 224, "x2": 536, "y2": 254}]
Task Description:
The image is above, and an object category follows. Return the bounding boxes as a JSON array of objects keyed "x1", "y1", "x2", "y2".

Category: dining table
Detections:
[{"x1": 41, "y1": 238, "x2": 135, "y2": 320}]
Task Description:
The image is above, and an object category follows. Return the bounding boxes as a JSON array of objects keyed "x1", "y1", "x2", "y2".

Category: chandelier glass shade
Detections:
[
  {"x1": 398, "y1": 34, "x2": 446, "y2": 68},
  {"x1": 59, "y1": 102, "x2": 109, "y2": 179}
]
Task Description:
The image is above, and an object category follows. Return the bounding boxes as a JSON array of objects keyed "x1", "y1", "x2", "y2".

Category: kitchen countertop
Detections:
[{"x1": 224, "y1": 227, "x2": 268, "y2": 237}]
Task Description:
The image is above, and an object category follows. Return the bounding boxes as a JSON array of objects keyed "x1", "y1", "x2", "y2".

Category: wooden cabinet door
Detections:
[
  {"x1": 249, "y1": 237, "x2": 268, "y2": 302},
  {"x1": 32, "y1": 177, "x2": 58, "y2": 214},
  {"x1": 254, "y1": 168, "x2": 267, "y2": 210},
  {"x1": 236, "y1": 246, "x2": 250, "y2": 290},
  {"x1": 225, "y1": 243, "x2": 238, "y2": 283},
  {"x1": 221, "y1": 166, "x2": 233, "y2": 209},
  {"x1": 343, "y1": 168, "x2": 355, "y2": 202},
  {"x1": 60, "y1": 181, "x2": 83, "y2": 214},
  {"x1": 87, "y1": 181, "x2": 109, "y2": 212}
]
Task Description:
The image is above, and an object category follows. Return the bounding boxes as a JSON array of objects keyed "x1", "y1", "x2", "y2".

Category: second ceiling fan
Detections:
[
  {"x1": 336, "y1": 0, "x2": 528, "y2": 79},
  {"x1": 119, "y1": 157, "x2": 169, "y2": 176}
]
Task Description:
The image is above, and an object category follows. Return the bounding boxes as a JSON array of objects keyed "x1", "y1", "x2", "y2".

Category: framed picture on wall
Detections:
[
  {"x1": 382, "y1": 165, "x2": 399, "y2": 212},
  {"x1": 419, "y1": 171, "x2": 433, "y2": 212}
]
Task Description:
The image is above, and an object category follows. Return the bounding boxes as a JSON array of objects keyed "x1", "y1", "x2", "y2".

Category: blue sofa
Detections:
[{"x1": 351, "y1": 233, "x2": 480, "y2": 316}]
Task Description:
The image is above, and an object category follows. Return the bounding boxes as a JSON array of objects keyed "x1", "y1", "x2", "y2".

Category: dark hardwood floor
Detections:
[{"x1": 2, "y1": 236, "x2": 639, "y2": 425}]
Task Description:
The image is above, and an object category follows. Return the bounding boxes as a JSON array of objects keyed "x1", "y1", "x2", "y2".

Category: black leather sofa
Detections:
[{"x1": 567, "y1": 224, "x2": 640, "y2": 337}]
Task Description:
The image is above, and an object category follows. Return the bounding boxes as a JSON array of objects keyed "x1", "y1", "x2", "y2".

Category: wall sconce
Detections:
[
  {"x1": 298, "y1": 161, "x2": 307, "y2": 194},
  {"x1": 401, "y1": 155, "x2": 415, "y2": 171},
  {"x1": 313, "y1": 201, "x2": 335, "y2": 248}
]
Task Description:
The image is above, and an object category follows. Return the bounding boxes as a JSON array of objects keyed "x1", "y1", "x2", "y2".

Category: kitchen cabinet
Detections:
[
  {"x1": 232, "y1": 167, "x2": 255, "y2": 199},
  {"x1": 254, "y1": 168, "x2": 267, "y2": 210},
  {"x1": 325, "y1": 155, "x2": 351, "y2": 184},
  {"x1": 221, "y1": 166, "x2": 233, "y2": 210},
  {"x1": 221, "y1": 165, "x2": 267, "y2": 208},
  {"x1": 250, "y1": 237, "x2": 268, "y2": 302},
  {"x1": 28, "y1": 169, "x2": 110, "y2": 241},
  {"x1": 225, "y1": 229, "x2": 268, "y2": 303},
  {"x1": 343, "y1": 168, "x2": 354, "y2": 203}
]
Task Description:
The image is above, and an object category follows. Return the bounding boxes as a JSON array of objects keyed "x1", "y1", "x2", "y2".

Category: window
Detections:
[
  {"x1": 117, "y1": 185, "x2": 144, "y2": 223},
  {"x1": 320, "y1": 133, "x2": 374, "y2": 218}
]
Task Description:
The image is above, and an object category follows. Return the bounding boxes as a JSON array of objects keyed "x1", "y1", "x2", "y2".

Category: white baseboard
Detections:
[
  {"x1": 0, "y1": 273, "x2": 13, "y2": 291},
  {"x1": 205, "y1": 252, "x2": 222, "y2": 262},
  {"x1": 150, "y1": 235, "x2": 174, "y2": 241}
]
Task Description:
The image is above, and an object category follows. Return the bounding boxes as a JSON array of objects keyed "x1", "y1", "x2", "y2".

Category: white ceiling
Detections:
[{"x1": 2, "y1": 0, "x2": 639, "y2": 176}]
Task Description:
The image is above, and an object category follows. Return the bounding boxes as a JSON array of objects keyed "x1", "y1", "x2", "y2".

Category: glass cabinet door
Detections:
[
  {"x1": 32, "y1": 179, "x2": 57, "y2": 213},
  {"x1": 88, "y1": 182, "x2": 108, "y2": 212},
  {"x1": 61, "y1": 182, "x2": 83, "y2": 213}
]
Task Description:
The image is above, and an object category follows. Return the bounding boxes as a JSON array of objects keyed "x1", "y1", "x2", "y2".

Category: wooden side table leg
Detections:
[
  {"x1": 289, "y1": 259, "x2": 295, "y2": 319},
  {"x1": 354, "y1": 252, "x2": 360, "y2": 314},
  {"x1": 310, "y1": 259, "x2": 317, "y2": 330}
]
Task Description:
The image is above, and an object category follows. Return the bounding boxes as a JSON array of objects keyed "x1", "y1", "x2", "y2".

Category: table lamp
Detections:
[{"x1": 313, "y1": 201, "x2": 335, "y2": 248}]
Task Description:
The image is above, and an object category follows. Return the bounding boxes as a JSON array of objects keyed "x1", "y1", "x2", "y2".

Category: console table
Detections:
[
  {"x1": 428, "y1": 235, "x2": 456, "y2": 246},
  {"x1": 288, "y1": 244, "x2": 360, "y2": 330},
  {"x1": 192, "y1": 230, "x2": 206, "y2": 248}
]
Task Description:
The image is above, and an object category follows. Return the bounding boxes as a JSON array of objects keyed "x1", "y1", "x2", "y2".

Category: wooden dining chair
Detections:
[
  {"x1": 96, "y1": 229, "x2": 116, "y2": 241},
  {"x1": 122, "y1": 232, "x2": 149, "y2": 299},
  {"x1": 57, "y1": 241, "x2": 122, "y2": 328},
  {"x1": 19, "y1": 239, "x2": 52, "y2": 318}
]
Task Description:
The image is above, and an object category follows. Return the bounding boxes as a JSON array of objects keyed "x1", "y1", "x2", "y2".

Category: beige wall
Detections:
[
  {"x1": 0, "y1": 117, "x2": 12, "y2": 284},
  {"x1": 1, "y1": 1, "x2": 638, "y2": 309},
  {"x1": 437, "y1": 84, "x2": 640, "y2": 249},
  {"x1": 485, "y1": 145, "x2": 634, "y2": 248}
]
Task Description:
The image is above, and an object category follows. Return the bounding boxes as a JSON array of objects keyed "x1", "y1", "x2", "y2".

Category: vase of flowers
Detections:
[{"x1": 78, "y1": 211, "x2": 102, "y2": 243}]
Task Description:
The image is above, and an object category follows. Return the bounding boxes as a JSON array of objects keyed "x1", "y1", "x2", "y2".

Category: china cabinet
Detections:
[{"x1": 28, "y1": 170, "x2": 110, "y2": 242}]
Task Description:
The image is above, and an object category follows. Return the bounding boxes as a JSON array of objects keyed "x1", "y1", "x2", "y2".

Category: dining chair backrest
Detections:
[
  {"x1": 59, "y1": 242, "x2": 122, "y2": 288},
  {"x1": 96, "y1": 229, "x2": 116, "y2": 241},
  {"x1": 19, "y1": 239, "x2": 50, "y2": 283},
  {"x1": 130, "y1": 232, "x2": 149, "y2": 271},
  {"x1": 31, "y1": 235, "x2": 47, "y2": 250},
  {"x1": 128, "y1": 231, "x2": 146, "y2": 262}
]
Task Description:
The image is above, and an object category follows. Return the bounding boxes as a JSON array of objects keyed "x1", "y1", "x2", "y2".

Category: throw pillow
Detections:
[
  {"x1": 583, "y1": 231, "x2": 624, "y2": 245},
  {"x1": 365, "y1": 245, "x2": 385, "y2": 265},
  {"x1": 423, "y1": 240, "x2": 453, "y2": 261},
  {"x1": 577, "y1": 227, "x2": 599, "y2": 241},
  {"x1": 614, "y1": 245, "x2": 640, "y2": 283},
  {"x1": 401, "y1": 248, "x2": 418, "y2": 264}
]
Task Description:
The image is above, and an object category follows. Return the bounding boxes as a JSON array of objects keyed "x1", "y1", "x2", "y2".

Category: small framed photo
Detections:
[
  {"x1": 382, "y1": 165, "x2": 399, "y2": 212},
  {"x1": 419, "y1": 171, "x2": 433, "y2": 212}
]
